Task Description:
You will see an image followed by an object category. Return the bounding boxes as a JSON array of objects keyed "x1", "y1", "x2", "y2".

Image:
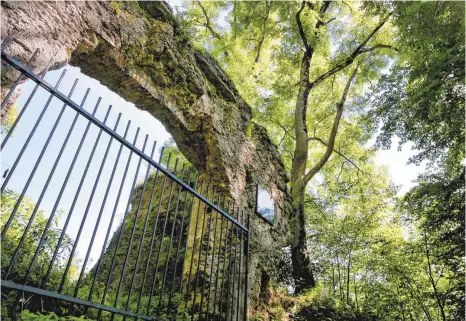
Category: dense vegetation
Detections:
[{"x1": 179, "y1": 1, "x2": 464, "y2": 320}]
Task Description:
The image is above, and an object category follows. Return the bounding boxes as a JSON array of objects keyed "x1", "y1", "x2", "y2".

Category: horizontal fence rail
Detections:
[{"x1": 0, "y1": 39, "x2": 250, "y2": 321}]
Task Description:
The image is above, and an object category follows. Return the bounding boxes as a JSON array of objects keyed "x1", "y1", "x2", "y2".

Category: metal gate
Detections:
[{"x1": 0, "y1": 35, "x2": 249, "y2": 321}]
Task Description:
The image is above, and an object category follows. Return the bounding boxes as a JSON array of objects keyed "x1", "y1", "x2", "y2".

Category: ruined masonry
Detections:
[{"x1": 1, "y1": 0, "x2": 297, "y2": 304}]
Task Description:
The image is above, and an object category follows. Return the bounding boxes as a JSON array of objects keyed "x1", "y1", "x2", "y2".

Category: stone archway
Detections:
[{"x1": 1, "y1": 0, "x2": 296, "y2": 302}]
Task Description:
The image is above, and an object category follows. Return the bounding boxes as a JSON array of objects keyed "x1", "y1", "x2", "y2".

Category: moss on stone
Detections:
[
  {"x1": 110, "y1": 1, "x2": 123, "y2": 16},
  {"x1": 245, "y1": 122, "x2": 254, "y2": 138}
]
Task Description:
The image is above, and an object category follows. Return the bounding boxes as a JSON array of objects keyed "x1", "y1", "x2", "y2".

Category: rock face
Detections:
[{"x1": 1, "y1": 0, "x2": 295, "y2": 306}]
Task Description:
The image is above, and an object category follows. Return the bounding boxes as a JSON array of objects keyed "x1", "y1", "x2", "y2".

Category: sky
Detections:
[
  {"x1": 372, "y1": 140, "x2": 425, "y2": 195},
  {"x1": 1, "y1": 66, "x2": 173, "y2": 277}
]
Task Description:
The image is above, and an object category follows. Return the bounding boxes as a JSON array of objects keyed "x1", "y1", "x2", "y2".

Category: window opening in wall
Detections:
[{"x1": 256, "y1": 184, "x2": 275, "y2": 225}]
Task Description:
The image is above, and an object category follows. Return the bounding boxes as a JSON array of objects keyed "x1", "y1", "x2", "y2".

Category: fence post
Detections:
[{"x1": 243, "y1": 211, "x2": 250, "y2": 321}]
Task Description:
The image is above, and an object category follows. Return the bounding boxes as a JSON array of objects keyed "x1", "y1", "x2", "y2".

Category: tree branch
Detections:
[
  {"x1": 320, "y1": 1, "x2": 332, "y2": 14},
  {"x1": 315, "y1": 1, "x2": 333, "y2": 28},
  {"x1": 341, "y1": 1, "x2": 353, "y2": 13},
  {"x1": 196, "y1": 0, "x2": 222, "y2": 40},
  {"x1": 308, "y1": 137, "x2": 364, "y2": 173},
  {"x1": 254, "y1": 1, "x2": 271, "y2": 63},
  {"x1": 309, "y1": 12, "x2": 392, "y2": 89},
  {"x1": 309, "y1": 137, "x2": 364, "y2": 173},
  {"x1": 291, "y1": 0, "x2": 333, "y2": 186},
  {"x1": 304, "y1": 63, "x2": 359, "y2": 184},
  {"x1": 321, "y1": 17, "x2": 336, "y2": 26},
  {"x1": 359, "y1": 43, "x2": 399, "y2": 53},
  {"x1": 296, "y1": 1, "x2": 310, "y2": 52},
  {"x1": 312, "y1": 112, "x2": 333, "y2": 137}
]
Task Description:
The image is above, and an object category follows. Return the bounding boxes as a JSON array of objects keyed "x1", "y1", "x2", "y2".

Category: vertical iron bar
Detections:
[
  {"x1": 236, "y1": 211, "x2": 243, "y2": 321},
  {"x1": 178, "y1": 177, "x2": 204, "y2": 313},
  {"x1": 1, "y1": 49, "x2": 39, "y2": 109},
  {"x1": 222, "y1": 205, "x2": 236, "y2": 321},
  {"x1": 218, "y1": 202, "x2": 233, "y2": 321},
  {"x1": 167, "y1": 173, "x2": 199, "y2": 314},
  {"x1": 226, "y1": 207, "x2": 237, "y2": 321},
  {"x1": 229, "y1": 207, "x2": 240, "y2": 321},
  {"x1": 205, "y1": 193, "x2": 223, "y2": 321},
  {"x1": 24, "y1": 97, "x2": 101, "y2": 283},
  {"x1": 121, "y1": 140, "x2": 157, "y2": 317},
  {"x1": 158, "y1": 164, "x2": 188, "y2": 309},
  {"x1": 111, "y1": 134, "x2": 149, "y2": 318},
  {"x1": 0, "y1": 69, "x2": 67, "y2": 193},
  {"x1": 59, "y1": 110, "x2": 122, "y2": 293},
  {"x1": 134, "y1": 148, "x2": 167, "y2": 314},
  {"x1": 99, "y1": 127, "x2": 141, "y2": 308},
  {"x1": 243, "y1": 211, "x2": 250, "y2": 321},
  {"x1": 11, "y1": 85, "x2": 88, "y2": 281},
  {"x1": 1, "y1": 59, "x2": 54, "y2": 151},
  {"x1": 212, "y1": 197, "x2": 228, "y2": 321},
  {"x1": 41, "y1": 104, "x2": 112, "y2": 289},
  {"x1": 185, "y1": 180, "x2": 208, "y2": 311},
  {"x1": 0, "y1": 69, "x2": 67, "y2": 236},
  {"x1": 191, "y1": 185, "x2": 214, "y2": 321},
  {"x1": 110, "y1": 134, "x2": 151, "y2": 311},
  {"x1": 3, "y1": 78, "x2": 79, "y2": 279},
  {"x1": 140, "y1": 152, "x2": 174, "y2": 315},
  {"x1": 73, "y1": 119, "x2": 134, "y2": 299},
  {"x1": 85, "y1": 120, "x2": 132, "y2": 304},
  {"x1": 146, "y1": 158, "x2": 180, "y2": 314}
]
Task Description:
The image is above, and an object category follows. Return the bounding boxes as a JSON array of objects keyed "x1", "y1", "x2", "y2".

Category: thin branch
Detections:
[
  {"x1": 278, "y1": 132, "x2": 287, "y2": 147},
  {"x1": 359, "y1": 44, "x2": 399, "y2": 53},
  {"x1": 320, "y1": 1, "x2": 332, "y2": 14},
  {"x1": 272, "y1": 118, "x2": 296, "y2": 140},
  {"x1": 255, "y1": 1, "x2": 271, "y2": 63},
  {"x1": 308, "y1": 136, "x2": 364, "y2": 173},
  {"x1": 341, "y1": 1, "x2": 353, "y2": 13},
  {"x1": 196, "y1": 0, "x2": 222, "y2": 40},
  {"x1": 315, "y1": 1, "x2": 333, "y2": 28},
  {"x1": 304, "y1": 197, "x2": 328, "y2": 220},
  {"x1": 296, "y1": 1, "x2": 310, "y2": 52},
  {"x1": 281, "y1": 145, "x2": 295, "y2": 160},
  {"x1": 309, "y1": 12, "x2": 392, "y2": 89},
  {"x1": 313, "y1": 112, "x2": 333, "y2": 137},
  {"x1": 322, "y1": 17, "x2": 336, "y2": 26},
  {"x1": 304, "y1": 63, "x2": 359, "y2": 184}
]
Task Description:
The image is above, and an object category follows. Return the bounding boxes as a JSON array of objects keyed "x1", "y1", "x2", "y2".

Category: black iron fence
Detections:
[{"x1": 0, "y1": 36, "x2": 249, "y2": 321}]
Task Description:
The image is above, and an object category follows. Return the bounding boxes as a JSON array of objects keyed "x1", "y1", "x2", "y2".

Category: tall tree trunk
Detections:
[
  {"x1": 288, "y1": 1, "x2": 387, "y2": 294},
  {"x1": 290, "y1": 48, "x2": 316, "y2": 292},
  {"x1": 289, "y1": 4, "x2": 314, "y2": 289},
  {"x1": 290, "y1": 199, "x2": 316, "y2": 293},
  {"x1": 290, "y1": 56, "x2": 358, "y2": 293}
]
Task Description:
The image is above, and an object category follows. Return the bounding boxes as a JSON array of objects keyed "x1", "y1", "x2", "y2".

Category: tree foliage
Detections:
[{"x1": 367, "y1": 1, "x2": 465, "y2": 168}]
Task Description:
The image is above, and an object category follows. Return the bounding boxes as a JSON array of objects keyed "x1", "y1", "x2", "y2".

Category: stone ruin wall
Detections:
[{"x1": 1, "y1": 0, "x2": 297, "y2": 304}]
